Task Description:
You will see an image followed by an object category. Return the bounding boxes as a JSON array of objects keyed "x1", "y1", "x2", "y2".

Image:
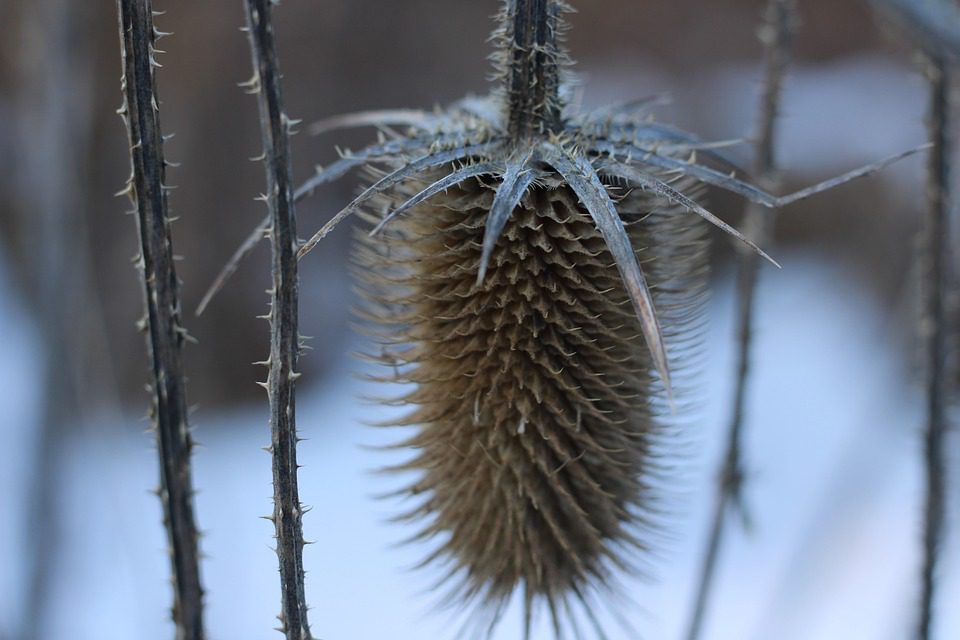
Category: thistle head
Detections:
[{"x1": 196, "y1": 5, "x2": 925, "y2": 634}]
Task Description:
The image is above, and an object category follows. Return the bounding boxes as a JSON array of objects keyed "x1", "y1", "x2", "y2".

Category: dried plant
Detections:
[
  {"x1": 263, "y1": 1, "x2": 920, "y2": 637},
  {"x1": 685, "y1": 2, "x2": 797, "y2": 639},
  {"x1": 918, "y1": 59, "x2": 950, "y2": 640},
  {"x1": 240, "y1": 1, "x2": 312, "y2": 638},
  {"x1": 115, "y1": 1, "x2": 205, "y2": 638},
  {"x1": 866, "y1": 3, "x2": 956, "y2": 638},
  {"x1": 186, "y1": 1, "x2": 928, "y2": 637},
  {"x1": 15, "y1": 1, "x2": 96, "y2": 636}
]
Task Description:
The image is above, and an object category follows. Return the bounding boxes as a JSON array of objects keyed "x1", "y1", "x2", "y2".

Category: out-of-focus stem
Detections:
[
  {"x1": 684, "y1": 2, "x2": 796, "y2": 639},
  {"x1": 116, "y1": 2, "x2": 205, "y2": 638},
  {"x1": 918, "y1": 56, "x2": 949, "y2": 640},
  {"x1": 241, "y1": 1, "x2": 312, "y2": 638},
  {"x1": 15, "y1": 1, "x2": 92, "y2": 637}
]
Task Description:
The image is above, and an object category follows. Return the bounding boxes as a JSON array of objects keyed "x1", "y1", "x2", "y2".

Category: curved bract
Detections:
[{"x1": 298, "y1": 93, "x2": 779, "y2": 395}]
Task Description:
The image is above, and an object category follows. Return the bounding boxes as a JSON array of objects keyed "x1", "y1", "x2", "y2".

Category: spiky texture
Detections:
[
  {"x1": 116, "y1": 2, "x2": 205, "y2": 638},
  {"x1": 241, "y1": 1, "x2": 313, "y2": 638},
  {"x1": 355, "y1": 169, "x2": 709, "y2": 636},
  {"x1": 489, "y1": 0, "x2": 573, "y2": 139},
  {"x1": 197, "y1": 1, "x2": 925, "y2": 636}
]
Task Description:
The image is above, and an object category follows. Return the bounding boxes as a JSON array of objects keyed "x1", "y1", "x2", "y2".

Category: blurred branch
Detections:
[
  {"x1": 14, "y1": 1, "x2": 93, "y2": 637},
  {"x1": 918, "y1": 56, "x2": 950, "y2": 640},
  {"x1": 684, "y1": 1, "x2": 797, "y2": 639},
  {"x1": 241, "y1": 1, "x2": 313, "y2": 638},
  {"x1": 861, "y1": 1, "x2": 957, "y2": 634},
  {"x1": 115, "y1": 2, "x2": 206, "y2": 638}
]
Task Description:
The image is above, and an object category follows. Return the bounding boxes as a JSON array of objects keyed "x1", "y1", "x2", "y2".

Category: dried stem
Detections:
[
  {"x1": 15, "y1": 1, "x2": 93, "y2": 637},
  {"x1": 241, "y1": 2, "x2": 312, "y2": 638},
  {"x1": 918, "y1": 56, "x2": 950, "y2": 640},
  {"x1": 115, "y1": 1, "x2": 205, "y2": 638},
  {"x1": 503, "y1": 0, "x2": 565, "y2": 141},
  {"x1": 684, "y1": 2, "x2": 796, "y2": 639}
]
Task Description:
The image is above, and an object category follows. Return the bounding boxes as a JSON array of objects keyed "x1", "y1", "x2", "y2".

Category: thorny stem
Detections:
[
  {"x1": 242, "y1": 2, "x2": 312, "y2": 638},
  {"x1": 115, "y1": 1, "x2": 205, "y2": 639},
  {"x1": 504, "y1": 0, "x2": 564, "y2": 141},
  {"x1": 684, "y1": 2, "x2": 796, "y2": 639},
  {"x1": 918, "y1": 56, "x2": 950, "y2": 640}
]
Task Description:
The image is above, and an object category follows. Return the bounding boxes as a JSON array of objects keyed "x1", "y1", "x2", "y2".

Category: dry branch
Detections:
[
  {"x1": 865, "y1": 3, "x2": 955, "y2": 636},
  {"x1": 241, "y1": 1, "x2": 312, "y2": 638},
  {"x1": 115, "y1": 1, "x2": 205, "y2": 638},
  {"x1": 17, "y1": 1, "x2": 94, "y2": 636},
  {"x1": 685, "y1": 2, "x2": 797, "y2": 639},
  {"x1": 918, "y1": 56, "x2": 950, "y2": 640}
]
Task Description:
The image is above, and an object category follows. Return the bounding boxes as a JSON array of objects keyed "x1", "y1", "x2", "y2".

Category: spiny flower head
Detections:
[
  {"x1": 201, "y1": 1, "x2": 924, "y2": 637},
  {"x1": 295, "y1": 0, "x2": 800, "y2": 395}
]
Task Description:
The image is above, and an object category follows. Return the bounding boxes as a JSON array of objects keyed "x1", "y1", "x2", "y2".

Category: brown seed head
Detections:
[{"x1": 355, "y1": 168, "x2": 709, "y2": 636}]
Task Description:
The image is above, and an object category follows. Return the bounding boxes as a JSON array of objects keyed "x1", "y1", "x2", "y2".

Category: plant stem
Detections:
[
  {"x1": 241, "y1": 2, "x2": 312, "y2": 638},
  {"x1": 918, "y1": 55, "x2": 950, "y2": 640},
  {"x1": 504, "y1": 0, "x2": 564, "y2": 141},
  {"x1": 684, "y1": 2, "x2": 796, "y2": 639},
  {"x1": 115, "y1": 2, "x2": 205, "y2": 638},
  {"x1": 16, "y1": 1, "x2": 92, "y2": 636}
]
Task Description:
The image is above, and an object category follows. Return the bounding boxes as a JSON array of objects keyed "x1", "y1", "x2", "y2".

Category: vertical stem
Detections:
[
  {"x1": 918, "y1": 56, "x2": 949, "y2": 640},
  {"x1": 241, "y1": 2, "x2": 312, "y2": 638},
  {"x1": 504, "y1": 0, "x2": 564, "y2": 141},
  {"x1": 115, "y1": 2, "x2": 205, "y2": 639},
  {"x1": 684, "y1": 2, "x2": 796, "y2": 639},
  {"x1": 16, "y1": 1, "x2": 93, "y2": 636}
]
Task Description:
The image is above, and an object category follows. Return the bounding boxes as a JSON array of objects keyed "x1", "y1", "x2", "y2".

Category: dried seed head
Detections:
[
  {"x1": 178, "y1": 6, "x2": 929, "y2": 638},
  {"x1": 180, "y1": 3, "x2": 927, "y2": 631},
  {"x1": 355, "y1": 167, "x2": 709, "y2": 636},
  {"x1": 198, "y1": 0, "x2": 916, "y2": 635}
]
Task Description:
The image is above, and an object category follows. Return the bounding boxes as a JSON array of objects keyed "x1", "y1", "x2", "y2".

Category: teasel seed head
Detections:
[
  {"x1": 286, "y1": 1, "x2": 776, "y2": 635},
  {"x1": 220, "y1": 0, "x2": 917, "y2": 635},
  {"x1": 355, "y1": 167, "x2": 710, "y2": 637}
]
